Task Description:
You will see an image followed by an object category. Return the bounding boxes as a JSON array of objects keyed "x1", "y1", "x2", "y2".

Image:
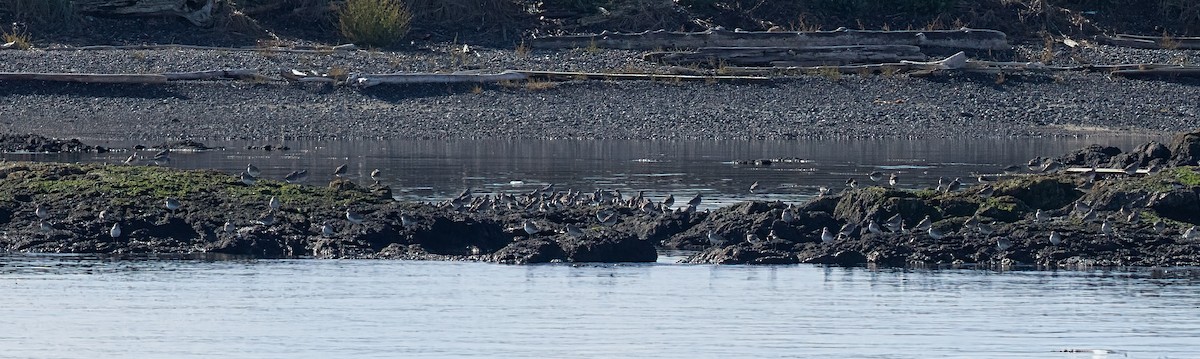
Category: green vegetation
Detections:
[{"x1": 338, "y1": 0, "x2": 412, "y2": 48}]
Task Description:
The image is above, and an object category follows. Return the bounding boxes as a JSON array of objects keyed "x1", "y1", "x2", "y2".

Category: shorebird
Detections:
[
  {"x1": 110, "y1": 223, "x2": 121, "y2": 238},
  {"x1": 1080, "y1": 209, "x2": 1097, "y2": 222},
  {"x1": 268, "y1": 196, "x2": 281, "y2": 211},
  {"x1": 936, "y1": 177, "x2": 946, "y2": 192},
  {"x1": 284, "y1": 170, "x2": 308, "y2": 184},
  {"x1": 914, "y1": 215, "x2": 932, "y2": 232},
  {"x1": 34, "y1": 203, "x2": 49, "y2": 220},
  {"x1": 246, "y1": 163, "x2": 261, "y2": 177},
  {"x1": 256, "y1": 212, "x2": 275, "y2": 226},
  {"x1": 1146, "y1": 163, "x2": 1163, "y2": 174},
  {"x1": 400, "y1": 213, "x2": 417, "y2": 227},
  {"x1": 977, "y1": 175, "x2": 994, "y2": 183},
  {"x1": 817, "y1": 186, "x2": 831, "y2": 197},
  {"x1": 1101, "y1": 220, "x2": 1114, "y2": 236},
  {"x1": 996, "y1": 238, "x2": 1013, "y2": 251},
  {"x1": 1040, "y1": 160, "x2": 1061, "y2": 173},
  {"x1": 964, "y1": 216, "x2": 981, "y2": 229},
  {"x1": 868, "y1": 171, "x2": 883, "y2": 182},
  {"x1": 1182, "y1": 226, "x2": 1198, "y2": 241},
  {"x1": 123, "y1": 153, "x2": 139, "y2": 165},
  {"x1": 1001, "y1": 165, "x2": 1021, "y2": 173},
  {"x1": 523, "y1": 220, "x2": 539, "y2": 235},
  {"x1": 1035, "y1": 209, "x2": 1051, "y2": 223},
  {"x1": 945, "y1": 178, "x2": 961, "y2": 193},
  {"x1": 240, "y1": 171, "x2": 257, "y2": 186},
  {"x1": 1122, "y1": 162, "x2": 1140, "y2": 175},
  {"x1": 846, "y1": 178, "x2": 858, "y2": 189},
  {"x1": 885, "y1": 214, "x2": 903, "y2": 232},
  {"x1": 749, "y1": 181, "x2": 760, "y2": 193},
  {"x1": 781, "y1": 209, "x2": 796, "y2": 223},
  {"x1": 1154, "y1": 220, "x2": 1166, "y2": 234},
  {"x1": 821, "y1": 227, "x2": 836, "y2": 243},
  {"x1": 99, "y1": 210, "x2": 112, "y2": 222},
  {"x1": 345, "y1": 209, "x2": 364, "y2": 224},
  {"x1": 370, "y1": 168, "x2": 382, "y2": 185},
  {"x1": 838, "y1": 223, "x2": 857, "y2": 238},
  {"x1": 661, "y1": 194, "x2": 675, "y2": 209},
  {"x1": 868, "y1": 220, "x2": 883, "y2": 235},
  {"x1": 687, "y1": 193, "x2": 702, "y2": 208},
  {"x1": 164, "y1": 197, "x2": 181, "y2": 215},
  {"x1": 1073, "y1": 201, "x2": 1091, "y2": 214},
  {"x1": 152, "y1": 149, "x2": 171, "y2": 166},
  {"x1": 321, "y1": 223, "x2": 336, "y2": 237},
  {"x1": 39, "y1": 220, "x2": 52, "y2": 232},
  {"x1": 977, "y1": 185, "x2": 994, "y2": 199},
  {"x1": 1049, "y1": 231, "x2": 1062, "y2": 246},
  {"x1": 565, "y1": 224, "x2": 585, "y2": 238},
  {"x1": 1126, "y1": 210, "x2": 1141, "y2": 224},
  {"x1": 928, "y1": 227, "x2": 946, "y2": 239},
  {"x1": 333, "y1": 163, "x2": 348, "y2": 177},
  {"x1": 977, "y1": 221, "x2": 995, "y2": 236},
  {"x1": 222, "y1": 221, "x2": 236, "y2": 234},
  {"x1": 745, "y1": 232, "x2": 761, "y2": 243},
  {"x1": 888, "y1": 173, "x2": 899, "y2": 188},
  {"x1": 706, "y1": 230, "x2": 727, "y2": 246}
]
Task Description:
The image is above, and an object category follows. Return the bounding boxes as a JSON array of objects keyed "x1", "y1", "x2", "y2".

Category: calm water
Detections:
[
  {"x1": 1, "y1": 256, "x2": 1198, "y2": 358},
  {"x1": 6, "y1": 135, "x2": 1161, "y2": 209}
]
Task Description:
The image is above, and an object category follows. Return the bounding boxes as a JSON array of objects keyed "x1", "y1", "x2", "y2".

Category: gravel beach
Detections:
[{"x1": 1, "y1": 43, "x2": 1198, "y2": 141}]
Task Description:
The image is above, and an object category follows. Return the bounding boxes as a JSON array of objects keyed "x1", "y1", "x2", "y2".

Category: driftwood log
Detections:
[
  {"x1": 354, "y1": 71, "x2": 529, "y2": 87},
  {"x1": 643, "y1": 45, "x2": 924, "y2": 67},
  {"x1": 532, "y1": 28, "x2": 1010, "y2": 51},
  {"x1": 74, "y1": 0, "x2": 216, "y2": 27},
  {"x1": 0, "y1": 69, "x2": 259, "y2": 84},
  {"x1": 1102, "y1": 34, "x2": 1200, "y2": 50}
]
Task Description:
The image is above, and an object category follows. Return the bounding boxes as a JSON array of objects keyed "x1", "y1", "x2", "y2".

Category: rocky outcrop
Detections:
[
  {"x1": 1169, "y1": 129, "x2": 1200, "y2": 166},
  {"x1": 0, "y1": 134, "x2": 108, "y2": 153}
]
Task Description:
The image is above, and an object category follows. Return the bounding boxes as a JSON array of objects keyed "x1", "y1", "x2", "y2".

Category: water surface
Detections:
[{"x1": 1, "y1": 256, "x2": 1197, "y2": 358}]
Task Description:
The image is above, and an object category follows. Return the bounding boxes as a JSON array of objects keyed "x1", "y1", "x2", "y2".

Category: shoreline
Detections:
[{"x1": 0, "y1": 42, "x2": 1196, "y2": 141}]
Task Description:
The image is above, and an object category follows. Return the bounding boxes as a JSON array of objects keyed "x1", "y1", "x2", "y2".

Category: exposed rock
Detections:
[
  {"x1": 0, "y1": 133, "x2": 107, "y2": 153},
  {"x1": 1057, "y1": 144, "x2": 1122, "y2": 167},
  {"x1": 1169, "y1": 129, "x2": 1200, "y2": 166}
]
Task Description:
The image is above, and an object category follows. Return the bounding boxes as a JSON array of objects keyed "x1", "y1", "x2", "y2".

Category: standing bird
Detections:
[
  {"x1": 868, "y1": 171, "x2": 883, "y2": 182},
  {"x1": 661, "y1": 194, "x2": 675, "y2": 209},
  {"x1": 821, "y1": 227, "x2": 836, "y2": 243},
  {"x1": 256, "y1": 212, "x2": 276, "y2": 226},
  {"x1": 34, "y1": 203, "x2": 49, "y2": 220},
  {"x1": 268, "y1": 196, "x2": 281, "y2": 211},
  {"x1": 749, "y1": 181, "x2": 760, "y2": 193},
  {"x1": 333, "y1": 163, "x2": 348, "y2": 178},
  {"x1": 222, "y1": 221, "x2": 236, "y2": 234},
  {"x1": 1039, "y1": 160, "x2": 1061, "y2": 173},
  {"x1": 928, "y1": 227, "x2": 946, "y2": 239},
  {"x1": 400, "y1": 213, "x2": 418, "y2": 227},
  {"x1": 945, "y1": 178, "x2": 962, "y2": 193},
  {"x1": 1101, "y1": 220, "x2": 1114, "y2": 236},
  {"x1": 781, "y1": 210, "x2": 796, "y2": 223},
  {"x1": 39, "y1": 220, "x2": 52, "y2": 232},
  {"x1": 1183, "y1": 226, "x2": 1198, "y2": 241},
  {"x1": 868, "y1": 220, "x2": 883, "y2": 235},
  {"x1": 246, "y1": 163, "x2": 261, "y2": 177},
  {"x1": 687, "y1": 193, "x2": 703, "y2": 208},
  {"x1": 1049, "y1": 231, "x2": 1062, "y2": 246},
  {"x1": 913, "y1": 215, "x2": 932, "y2": 232},
  {"x1": 123, "y1": 152, "x2": 139, "y2": 165},
  {"x1": 109, "y1": 222, "x2": 121, "y2": 239},
  {"x1": 370, "y1": 168, "x2": 382, "y2": 185},
  {"x1": 977, "y1": 185, "x2": 994, "y2": 199},
  {"x1": 240, "y1": 171, "x2": 257, "y2": 186},
  {"x1": 284, "y1": 170, "x2": 308, "y2": 184},
  {"x1": 164, "y1": 197, "x2": 181, "y2": 215},
  {"x1": 345, "y1": 209, "x2": 365, "y2": 224},
  {"x1": 523, "y1": 220, "x2": 539, "y2": 235},
  {"x1": 321, "y1": 223, "x2": 336, "y2": 237},
  {"x1": 1122, "y1": 162, "x2": 1140, "y2": 175},
  {"x1": 888, "y1": 173, "x2": 899, "y2": 188},
  {"x1": 706, "y1": 230, "x2": 727, "y2": 246},
  {"x1": 846, "y1": 178, "x2": 858, "y2": 189},
  {"x1": 1035, "y1": 209, "x2": 1051, "y2": 223},
  {"x1": 996, "y1": 238, "x2": 1014, "y2": 251},
  {"x1": 1154, "y1": 220, "x2": 1167, "y2": 234},
  {"x1": 977, "y1": 175, "x2": 994, "y2": 183},
  {"x1": 885, "y1": 214, "x2": 903, "y2": 233}
]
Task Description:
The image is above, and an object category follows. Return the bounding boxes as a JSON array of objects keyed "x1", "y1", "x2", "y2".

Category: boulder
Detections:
[
  {"x1": 1169, "y1": 129, "x2": 1200, "y2": 166},
  {"x1": 1057, "y1": 144, "x2": 1122, "y2": 166},
  {"x1": 558, "y1": 234, "x2": 657, "y2": 263}
]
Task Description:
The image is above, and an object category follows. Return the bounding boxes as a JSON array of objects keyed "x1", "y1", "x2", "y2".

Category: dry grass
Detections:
[
  {"x1": 995, "y1": 72, "x2": 1007, "y2": 85},
  {"x1": 338, "y1": 0, "x2": 411, "y2": 48},
  {"x1": 471, "y1": 84, "x2": 483, "y2": 94},
  {"x1": 515, "y1": 40, "x2": 530, "y2": 58},
  {"x1": 524, "y1": 79, "x2": 558, "y2": 91},
  {"x1": 1, "y1": 23, "x2": 30, "y2": 49}
]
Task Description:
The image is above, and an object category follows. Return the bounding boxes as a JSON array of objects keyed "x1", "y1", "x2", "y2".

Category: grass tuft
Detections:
[
  {"x1": 1, "y1": 23, "x2": 31, "y2": 49},
  {"x1": 338, "y1": 0, "x2": 412, "y2": 48}
]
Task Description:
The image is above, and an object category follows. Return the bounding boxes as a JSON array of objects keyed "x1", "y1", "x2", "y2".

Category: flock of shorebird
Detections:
[{"x1": 27, "y1": 152, "x2": 1199, "y2": 250}]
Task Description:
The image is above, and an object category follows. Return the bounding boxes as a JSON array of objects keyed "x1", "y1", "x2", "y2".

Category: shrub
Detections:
[
  {"x1": 0, "y1": 0, "x2": 76, "y2": 28},
  {"x1": 338, "y1": 0, "x2": 412, "y2": 48}
]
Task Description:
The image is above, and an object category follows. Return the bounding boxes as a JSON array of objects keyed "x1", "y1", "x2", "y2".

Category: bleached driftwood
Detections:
[
  {"x1": 1110, "y1": 67, "x2": 1200, "y2": 78},
  {"x1": 74, "y1": 0, "x2": 215, "y2": 27},
  {"x1": 0, "y1": 69, "x2": 264, "y2": 84},
  {"x1": 532, "y1": 28, "x2": 1010, "y2": 51},
  {"x1": 354, "y1": 71, "x2": 529, "y2": 87},
  {"x1": 517, "y1": 70, "x2": 770, "y2": 82},
  {"x1": 43, "y1": 44, "x2": 359, "y2": 53},
  {"x1": 0, "y1": 72, "x2": 168, "y2": 84},
  {"x1": 1102, "y1": 34, "x2": 1200, "y2": 50},
  {"x1": 643, "y1": 45, "x2": 924, "y2": 67}
]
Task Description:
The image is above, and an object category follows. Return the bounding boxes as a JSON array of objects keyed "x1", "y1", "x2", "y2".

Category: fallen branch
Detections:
[
  {"x1": 163, "y1": 69, "x2": 261, "y2": 80},
  {"x1": 1101, "y1": 34, "x2": 1200, "y2": 50},
  {"x1": 517, "y1": 70, "x2": 770, "y2": 81},
  {"x1": 644, "y1": 45, "x2": 925, "y2": 67},
  {"x1": 532, "y1": 28, "x2": 1010, "y2": 51},
  {"x1": 42, "y1": 44, "x2": 359, "y2": 53},
  {"x1": 354, "y1": 71, "x2": 529, "y2": 87},
  {"x1": 0, "y1": 72, "x2": 168, "y2": 84}
]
